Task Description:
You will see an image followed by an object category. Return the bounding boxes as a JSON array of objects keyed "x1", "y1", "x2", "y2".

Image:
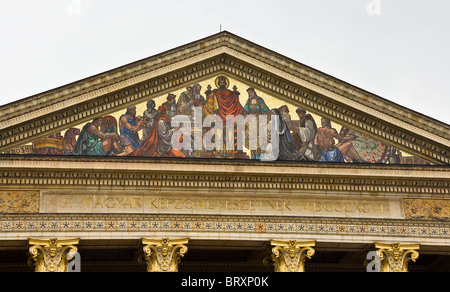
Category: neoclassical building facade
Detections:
[{"x1": 0, "y1": 32, "x2": 449, "y2": 272}]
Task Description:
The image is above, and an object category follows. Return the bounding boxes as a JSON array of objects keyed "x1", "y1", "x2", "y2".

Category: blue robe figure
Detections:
[
  {"x1": 320, "y1": 147, "x2": 345, "y2": 163},
  {"x1": 120, "y1": 114, "x2": 141, "y2": 150}
]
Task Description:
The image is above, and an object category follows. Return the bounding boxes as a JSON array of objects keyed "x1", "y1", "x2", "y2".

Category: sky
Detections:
[{"x1": 0, "y1": 0, "x2": 449, "y2": 125}]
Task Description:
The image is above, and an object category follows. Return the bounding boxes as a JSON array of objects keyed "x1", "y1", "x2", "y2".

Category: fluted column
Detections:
[
  {"x1": 374, "y1": 242, "x2": 420, "y2": 272},
  {"x1": 28, "y1": 238, "x2": 80, "y2": 272},
  {"x1": 269, "y1": 240, "x2": 316, "y2": 272},
  {"x1": 141, "y1": 238, "x2": 189, "y2": 272}
]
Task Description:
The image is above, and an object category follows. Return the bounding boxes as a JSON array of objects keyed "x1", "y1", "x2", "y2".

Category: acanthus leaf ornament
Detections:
[
  {"x1": 28, "y1": 238, "x2": 79, "y2": 272},
  {"x1": 141, "y1": 238, "x2": 189, "y2": 272},
  {"x1": 374, "y1": 242, "x2": 420, "y2": 272},
  {"x1": 268, "y1": 240, "x2": 316, "y2": 272}
]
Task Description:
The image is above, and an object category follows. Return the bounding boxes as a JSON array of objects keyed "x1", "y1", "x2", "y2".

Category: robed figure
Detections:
[
  {"x1": 203, "y1": 76, "x2": 246, "y2": 156},
  {"x1": 292, "y1": 108, "x2": 321, "y2": 161},
  {"x1": 176, "y1": 86, "x2": 193, "y2": 116},
  {"x1": 130, "y1": 105, "x2": 185, "y2": 158},
  {"x1": 203, "y1": 76, "x2": 246, "y2": 123},
  {"x1": 244, "y1": 88, "x2": 270, "y2": 159},
  {"x1": 71, "y1": 117, "x2": 122, "y2": 156},
  {"x1": 271, "y1": 108, "x2": 307, "y2": 161}
]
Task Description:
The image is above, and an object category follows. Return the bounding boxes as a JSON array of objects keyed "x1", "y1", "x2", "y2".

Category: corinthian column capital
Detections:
[
  {"x1": 269, "y1": 239, "x2": 316, "y2": 272},
  {"x1": 141, "y1": 238, "x2": 189, "y2": 272},
  {"x1": 28, "y1": 238, "x2": 80, "y2": 272},
  {"x1": 374, "y1": 242, "x2": 420, "y2": 272}
]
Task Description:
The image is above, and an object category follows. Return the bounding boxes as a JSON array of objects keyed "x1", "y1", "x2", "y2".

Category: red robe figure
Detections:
[
  {"x1": 130, "y1": 105, "x2": 185, "y2": 158},
  {"x1": 203, "y1": 76, "x2": 246, "y2": 123}
]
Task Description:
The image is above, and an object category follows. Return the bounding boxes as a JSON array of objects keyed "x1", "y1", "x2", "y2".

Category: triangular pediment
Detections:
[{"x1": 1, "y1": 31, "x2": 449, "y2": 165}]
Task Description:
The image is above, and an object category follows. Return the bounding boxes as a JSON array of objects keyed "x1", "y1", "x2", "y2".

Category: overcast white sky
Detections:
[{"x1": 0, "y1": 0, "x2": 449, "y2": 124}]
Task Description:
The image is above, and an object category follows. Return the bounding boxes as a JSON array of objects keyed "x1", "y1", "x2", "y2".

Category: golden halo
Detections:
[{"x1": 215, "y1": 76, "x2": 230, "y2": 89}]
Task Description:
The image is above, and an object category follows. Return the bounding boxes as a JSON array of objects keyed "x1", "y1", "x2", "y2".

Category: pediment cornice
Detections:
[{"x1": 0, "y1": 32, "x2": 449, "y2": 164}]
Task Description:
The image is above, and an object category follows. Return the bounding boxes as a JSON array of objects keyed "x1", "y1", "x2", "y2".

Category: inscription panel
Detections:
[{"x1": 40, "y1": 191, "x2": 402, "y2": 220}]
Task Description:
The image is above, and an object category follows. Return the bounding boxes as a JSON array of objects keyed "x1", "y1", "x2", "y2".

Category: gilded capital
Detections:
[
  {"x1": 268, "y1": 240, "x2": 316, "y2": 272},
  {"x1": 141, "y1": 238, "x2": 189, "y2": 272},
  {"x1": 374, "y1": 242, "x2": 420, "y2": 272},
  {"x1": 28, "y1": 238, "x2": 80, "y2": 272}
]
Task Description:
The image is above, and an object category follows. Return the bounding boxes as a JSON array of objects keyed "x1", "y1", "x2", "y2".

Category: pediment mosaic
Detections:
[{"x1": 1, "y1": 76, "x2": 430, "y2": 165}]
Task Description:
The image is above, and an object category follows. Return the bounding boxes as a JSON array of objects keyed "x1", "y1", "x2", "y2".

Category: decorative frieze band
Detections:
[{"x1": 0, "y1": 214, "x2": 449, "y2": 243}]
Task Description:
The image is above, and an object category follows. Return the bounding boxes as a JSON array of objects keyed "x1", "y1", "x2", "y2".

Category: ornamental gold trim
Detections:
[
  {"x1": 141, "y1": 238, "x2": 189, "y2": 272},
  {"x1": 374, "y1": 242, "x2": 420, "y2": 272},
  {"x1": 267, "y1": 240, "x2": 316, "y2": 272},
  {"x1": 28, "y1": 238, "x2": 79, "y2": 272}
]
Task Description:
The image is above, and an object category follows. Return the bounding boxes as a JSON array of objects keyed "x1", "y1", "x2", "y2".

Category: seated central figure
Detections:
[
  {"x1": 203, "y1": 76, "x2": 246, "y2": 123},
  {"x1": 203, "y1": 76, "x2": 246, "y2": 156}
]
